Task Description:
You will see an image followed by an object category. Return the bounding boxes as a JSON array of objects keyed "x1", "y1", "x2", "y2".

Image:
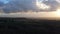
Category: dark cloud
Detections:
[
  {"x1": 2, "y1": 0, "x2": 37, "y2": 13},
  {"x1": 0, "y1": 0, "x2": 60, "y2": 13}
]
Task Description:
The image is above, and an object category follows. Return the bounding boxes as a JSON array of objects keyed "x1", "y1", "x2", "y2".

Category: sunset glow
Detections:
[
  {"x1": 0, "y1": 0, "x2": 60, "y2": 20},
  {"x1": 56, "y1": 9, "x2": 60, "y2": 16}
]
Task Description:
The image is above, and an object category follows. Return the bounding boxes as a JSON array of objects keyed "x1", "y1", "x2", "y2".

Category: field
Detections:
[{"x1": 0, "y1": 17, "x2": 60, "y2": 34}]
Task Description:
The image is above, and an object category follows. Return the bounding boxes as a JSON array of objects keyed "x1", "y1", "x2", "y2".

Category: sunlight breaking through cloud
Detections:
[
  {"x1": 36, "y1": 0, "x2": 50, "y2": 10},
  {"x1": 0, "y1": 0, "x2": 60, "y2": 20}
]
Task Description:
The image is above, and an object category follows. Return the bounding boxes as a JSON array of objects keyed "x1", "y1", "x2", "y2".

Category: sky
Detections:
[
  {"x1": 0, "y1": 0, "x2": 60, "y2": 20},
  {"x1": 0, "y1": 0, "x2": 60, "y2": 13}
]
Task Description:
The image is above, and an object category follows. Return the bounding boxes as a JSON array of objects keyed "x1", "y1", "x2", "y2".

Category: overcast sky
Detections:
[
  {"x1": 0, "y1": 0, "x2": 60, "y2": 13},
  {"x1": 0, "y1": 0, "x2": 60, "y2": 19}
]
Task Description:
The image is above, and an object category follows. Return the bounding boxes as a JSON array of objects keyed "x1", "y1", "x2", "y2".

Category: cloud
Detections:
[
  {"x1": 43, "y1": 0, "x2": 60, "y2": 10},
  {"x1": 55, "y1": 0, "x2": 60, "y2": 3},
  {"x1": 0, "y1": 1, "x2": 4, "y2": 7},
  {"x1": 0, "y1": 0, "x2": 60, "y2": 13}
]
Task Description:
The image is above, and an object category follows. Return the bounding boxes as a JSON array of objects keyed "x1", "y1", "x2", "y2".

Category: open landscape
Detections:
[
  {"x1": 0, "y1": 17, "x2": 60, "y2": 34},
  {"x1": 0, "y1": 0, "x2": 60, "y2": 34}
]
